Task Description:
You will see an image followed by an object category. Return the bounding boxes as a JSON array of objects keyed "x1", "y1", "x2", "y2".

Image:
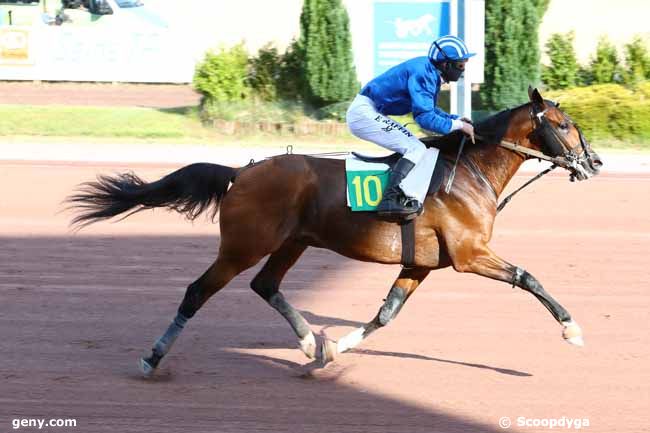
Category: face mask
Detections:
[{"x1": 441, "y1": 62, "x2": 464, "y2": 82}]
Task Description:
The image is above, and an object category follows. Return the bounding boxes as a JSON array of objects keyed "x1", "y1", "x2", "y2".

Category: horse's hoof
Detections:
[
  {"x1": 562, "y1": 321, "x2": 584, "y2": 347},
  {"x1": 319, "y1": 339, "x2": 338, "y2": 366},
  {"x1": 139, "y1": 357, "x2": 156, "y2": 377},
  {"x1": 298, "y1": 334, "x2": 317, "y2": 359}
]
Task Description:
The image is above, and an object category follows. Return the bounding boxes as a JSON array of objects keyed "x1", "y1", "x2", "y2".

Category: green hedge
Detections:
[{"x1": 546, "y1": 82, "x2": 650, "y2": 143}]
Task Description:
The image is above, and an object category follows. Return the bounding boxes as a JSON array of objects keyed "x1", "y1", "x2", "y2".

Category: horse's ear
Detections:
[{"x1": 529, "y1": 87, "x2": 544, "y2": 106}]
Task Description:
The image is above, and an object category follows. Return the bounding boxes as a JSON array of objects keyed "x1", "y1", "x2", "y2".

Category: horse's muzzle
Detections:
[{"x1": 568, "y1": 150, "x2": 602, "y2": 181}]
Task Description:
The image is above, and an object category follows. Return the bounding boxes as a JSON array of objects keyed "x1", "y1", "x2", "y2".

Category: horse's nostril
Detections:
[{"x1": 589, "y1": 152, "x2": 603, "y2": 170}]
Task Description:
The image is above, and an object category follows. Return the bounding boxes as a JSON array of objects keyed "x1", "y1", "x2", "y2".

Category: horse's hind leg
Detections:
[
  {"x1": 250, "y1": 241, "x2": 317, "y2": 359},
  {"x1": 139, "y1": 253, "x2": 262, "y2": 376},
  {"x1": 321, "y1": 267, "x2": 430, "y2": 365}
]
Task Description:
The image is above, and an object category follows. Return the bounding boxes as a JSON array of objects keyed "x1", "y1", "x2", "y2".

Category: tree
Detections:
[
  {"x1": 481, "y1": 0, "x2": 550, "y2": 110},
  {"x1": 623, "y1": 36, "x2": 650, "y2": 84},
  {"x1": 541, "y1": 32, "x2": 579, "y2": 90},
  {"x1": 277, "y1": 40, "x2": 307, "y2": 102},
  {"x1": 248, "y1": 44, "x2": 282, "y2": 102},
  {"x1": 589, "y1": 37, "x2": 622, "y2": 84},
  {"x1": 299, "y1": 0, "x2": 359, "y2": 107}
]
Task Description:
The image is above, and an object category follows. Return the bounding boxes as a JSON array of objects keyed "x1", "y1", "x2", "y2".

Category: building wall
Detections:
[
  {"x1": 151, "y1": 0, "x2": 302, "y2": 58},
  {"x1": 153, "y1": 0, "x2": 482, "y2": 84},
  {"x1": 151, "y1": 0, "x2": 650, "y2": 76}
]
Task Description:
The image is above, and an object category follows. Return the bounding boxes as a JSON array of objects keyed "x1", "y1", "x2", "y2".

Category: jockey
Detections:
[{"x1": 346, "y1": 35, "x2": 476, "y2": 221}]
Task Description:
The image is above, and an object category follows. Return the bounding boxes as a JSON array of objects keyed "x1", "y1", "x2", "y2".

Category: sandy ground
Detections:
[{"x1": 0, "y1": 159, "x2": 649, "y2": 433}]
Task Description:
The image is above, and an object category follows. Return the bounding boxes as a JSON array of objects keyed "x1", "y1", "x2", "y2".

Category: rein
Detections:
[
  {"x1": 475, "y1": 134, "x2": 568, "y2": 167},
  {"x1": 494, "y1": 138, "x2": 563, "y2": 164},
  {"x1": 496, "y1": 164, "x2": 556, "y2": 213},
  {"x1": 455, "y1": 134, "x2": 557, "y2": 213}
]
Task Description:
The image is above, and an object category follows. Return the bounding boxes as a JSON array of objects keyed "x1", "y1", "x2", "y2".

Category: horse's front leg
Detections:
[
  {"x1": 320, "y1": 267, "x2": 430, "y2": 365},
  {"x1": 453, "y1": 243, "x2": 584, "y2": 346}
]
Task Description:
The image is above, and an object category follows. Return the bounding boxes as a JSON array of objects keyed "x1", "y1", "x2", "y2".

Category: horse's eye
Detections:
[{"x1": 559, "y1": 122, "x2": 569, "y2": 130}]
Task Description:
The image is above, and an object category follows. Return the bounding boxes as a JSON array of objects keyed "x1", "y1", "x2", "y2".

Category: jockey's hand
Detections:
[{"x1": 461, "y1": 121, "x2": 475, "y2": 144}]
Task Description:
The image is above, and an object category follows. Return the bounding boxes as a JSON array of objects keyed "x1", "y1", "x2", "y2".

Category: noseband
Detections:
[{"x1": 529, "y1": 103, "x2": 591, "y2": 178}]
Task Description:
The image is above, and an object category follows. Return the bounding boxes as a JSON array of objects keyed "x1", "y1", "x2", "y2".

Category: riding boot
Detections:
[{"x1": 376, "y1": 157, "x2": 422, "y2": 221}]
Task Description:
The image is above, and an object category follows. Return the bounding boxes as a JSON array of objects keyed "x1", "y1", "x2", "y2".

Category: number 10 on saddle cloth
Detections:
[{"x1": 345, "y1": 148, "x2": 440, "y2": 211}]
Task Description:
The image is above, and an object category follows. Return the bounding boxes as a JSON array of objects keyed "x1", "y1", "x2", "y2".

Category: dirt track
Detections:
[{"x1": 1, "y1": 161, "x2": 649, "y2": 433}]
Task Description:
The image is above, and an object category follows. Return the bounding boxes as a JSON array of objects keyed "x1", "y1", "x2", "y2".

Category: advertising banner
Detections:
[
  {"x1": 373, "y1": 0, "x2": 450, "y2": 76},
  {"x1": 0, "y1": 1, "x2": 194, "y2": 83}
]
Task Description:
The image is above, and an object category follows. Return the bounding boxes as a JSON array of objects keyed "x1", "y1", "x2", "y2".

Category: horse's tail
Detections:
[{"x1": 67, "y1": 163, "x2": 236, "y2": 228}]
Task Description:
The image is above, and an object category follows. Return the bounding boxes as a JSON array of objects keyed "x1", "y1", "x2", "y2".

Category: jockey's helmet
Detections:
[{"x1": 428, "y1": 35, "x2": 476, "y2": 63}]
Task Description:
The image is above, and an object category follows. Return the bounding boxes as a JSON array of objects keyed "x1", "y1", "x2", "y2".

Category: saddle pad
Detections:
[
  {"x1": 345, "y1": 148, "x2": 441, "y2": 212},
  {"x1": 345, "y1": 159, "x2": 390, "y2": 211}
]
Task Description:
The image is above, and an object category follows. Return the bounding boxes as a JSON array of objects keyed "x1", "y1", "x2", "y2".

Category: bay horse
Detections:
[{"x1": 68, "y1": 87, "x2": 602, "y2": 376}]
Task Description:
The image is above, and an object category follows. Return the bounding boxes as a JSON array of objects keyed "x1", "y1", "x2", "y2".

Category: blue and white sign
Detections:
[{"x1": 373, "y1": 0, "x2": 450, "y2": 76}]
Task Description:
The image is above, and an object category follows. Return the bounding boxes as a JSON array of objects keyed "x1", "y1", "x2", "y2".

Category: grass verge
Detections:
[{"x1": 0, "y1": 104, "x2": 648, "y2": 152}]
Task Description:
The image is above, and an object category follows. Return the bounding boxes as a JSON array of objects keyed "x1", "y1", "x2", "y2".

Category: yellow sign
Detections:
[{"x1": 0, "y1": 27, "x2": 32, "y2": 65}]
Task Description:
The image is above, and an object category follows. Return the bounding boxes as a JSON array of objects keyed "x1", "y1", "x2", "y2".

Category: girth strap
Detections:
[{"x1": 400, "y1": 219, "x2": 416, "y2": 267}]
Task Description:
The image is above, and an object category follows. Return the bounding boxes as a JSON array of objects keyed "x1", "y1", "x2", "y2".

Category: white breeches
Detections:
[{"x1": 346, "y1": 94, "x2": 427, "y2": 165}]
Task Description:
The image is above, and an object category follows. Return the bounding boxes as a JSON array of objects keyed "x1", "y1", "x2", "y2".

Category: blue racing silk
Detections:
[{"x1": 360, "y1": 57, "x2": 458, "y2": 134}]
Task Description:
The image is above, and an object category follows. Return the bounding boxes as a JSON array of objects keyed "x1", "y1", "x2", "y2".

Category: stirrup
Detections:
[{"x1": 376, "y1": 195, "x2": 421, "y2": 221}]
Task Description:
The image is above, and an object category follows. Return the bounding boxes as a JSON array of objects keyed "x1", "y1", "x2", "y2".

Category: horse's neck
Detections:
[
  {"x1": 474, "y1": 145, "x2": 524, "y2": 197},
  {"x1": 467, "y1": 141, "x2": 526, "y2": 198},
  {"x1": 467, "y1": 108, "x2": 534, "y2": 198}
]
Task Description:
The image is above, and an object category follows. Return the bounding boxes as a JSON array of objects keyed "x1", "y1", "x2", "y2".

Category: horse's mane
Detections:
[{"x1": 420, "y1": 102, "x2": 531, "y2": 156}]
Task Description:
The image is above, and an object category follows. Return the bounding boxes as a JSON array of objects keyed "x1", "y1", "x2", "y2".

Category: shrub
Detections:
[
  {"x1": 623, "y1": 37, "x2": 650, "y2": 84},
  {"x1": 277, "y1": 40, "x2": 307, "y2": 102},
  {"x1": 248, "y1": 44, "x2": 282, "y2": 102},
  {"x1": 589, "y1": 37, "x2": 623, "y2": 84},
  {"x1": 546, "y1": 82, "x2": 650, "y2": 142},
  {"x1": 193, "y1": 43, "x2": 250, "y2": 103},
  {"x1": 542, "y1": 32, "x2": 579, "y2": 90},
  {"x1": 314, "y1": 101, "x2": 352, "y2": 121}
]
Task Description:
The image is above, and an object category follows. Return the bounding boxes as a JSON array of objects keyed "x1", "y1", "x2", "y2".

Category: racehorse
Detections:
[{"x1": 68, "y1": 87, "x2": 602, "y2": 376}]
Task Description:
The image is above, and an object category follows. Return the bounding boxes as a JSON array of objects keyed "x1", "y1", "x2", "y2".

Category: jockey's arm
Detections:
[
  {"x1": 433, "y1": 106, "x2": 460, "y2": 121},
  {"x1": 408, "y1": 73, "x2": 465, "y2": 135}
]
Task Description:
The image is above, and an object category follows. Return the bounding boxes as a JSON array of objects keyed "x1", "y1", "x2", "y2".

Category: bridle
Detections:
[
  {"x1": 528, "y1": 102, "x2": 592, "y2": 177},
  {"x1": 482, "y1": 102, "x2": 593, "y2": 181},
  {"x1": 474, "y1": 101, "x2": 597, "y2": 213}
]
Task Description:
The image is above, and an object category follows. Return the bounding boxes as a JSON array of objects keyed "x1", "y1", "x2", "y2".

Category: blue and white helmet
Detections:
[{"x1": 428, "y1": 35, "x2": 476, "y2": 62}]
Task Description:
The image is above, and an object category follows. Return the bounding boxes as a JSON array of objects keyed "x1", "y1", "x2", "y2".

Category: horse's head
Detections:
[{"x1": 525, "y1": 86, "x2": 603, "y2": 181}]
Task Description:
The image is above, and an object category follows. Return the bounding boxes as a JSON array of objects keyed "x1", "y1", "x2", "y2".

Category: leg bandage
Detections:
[{"x1": 378, "y1": 286, "x2": 407, "y2": 326}]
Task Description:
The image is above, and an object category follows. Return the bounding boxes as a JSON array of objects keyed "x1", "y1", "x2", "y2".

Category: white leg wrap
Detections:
[
  {"x1": 298, "y1": 333, "x2": 317, "y2": 359},
  {"x1": 337, "y1": 327, "x2": 366, "y2": 354},
  {"x1": 561, "y1": 320, "x2": 584, "y2": 347},
  {"x1": 153, "y1": 313, "x2": 188, "y2": 355}
]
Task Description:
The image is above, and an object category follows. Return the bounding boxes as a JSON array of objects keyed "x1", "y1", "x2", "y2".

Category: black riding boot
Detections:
[{"x1": 376, "y1": 157, "x2": 422, "y2": 221}]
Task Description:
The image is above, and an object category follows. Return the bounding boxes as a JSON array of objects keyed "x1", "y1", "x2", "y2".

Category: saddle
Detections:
[
  {"x1": 350, "y1": 151, "x2": 448, "y2": 196},
  {"x1": 347, "y1": 149, "x2": 449, "y2": 268}
]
